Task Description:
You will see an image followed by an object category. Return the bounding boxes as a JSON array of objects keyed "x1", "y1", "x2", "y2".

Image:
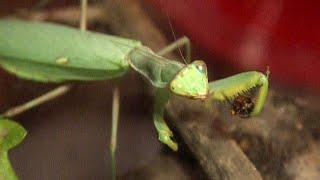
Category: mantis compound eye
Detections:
[{"x1": 231, "y1": 95, "x2": 255, "y2": 118}]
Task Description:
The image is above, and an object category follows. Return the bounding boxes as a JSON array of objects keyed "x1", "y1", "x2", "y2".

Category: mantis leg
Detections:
[
  {"x1": 209, "y1": 70, "x2": 269, "y2": 117},
  {"x1": 110, "y1": 87, "x2": 120, "y2": 180},
  {"x1": 153, "y1": 88, "x2": 178, "y2": 151},
  {"x1": 0, "y1": 85, "x2": 70, "y2": 118},
  {"x1": 156, "y1": 36, "x2": 191, "y2": 63}
]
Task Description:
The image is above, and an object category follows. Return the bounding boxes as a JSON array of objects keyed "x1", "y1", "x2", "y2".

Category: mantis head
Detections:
[{"x1": 170, "y1": 60, "x2": 209, "y2": 99}]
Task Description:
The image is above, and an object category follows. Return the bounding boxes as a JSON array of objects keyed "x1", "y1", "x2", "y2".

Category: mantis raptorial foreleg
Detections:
[
  {"x1": 153, "y1": 88, "x2": 177, "y2": 150},
  {"x1": 209, "y1": 70, "x2": 269, "y2": 117}
]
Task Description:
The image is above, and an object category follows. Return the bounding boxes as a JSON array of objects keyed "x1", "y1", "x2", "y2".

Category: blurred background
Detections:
[
  {"x1": 149, "y1": 0, "x2": 320, "y2": 91},
  {"x1": 0, "y1": 0, "x2": 319, "y2": 179}
]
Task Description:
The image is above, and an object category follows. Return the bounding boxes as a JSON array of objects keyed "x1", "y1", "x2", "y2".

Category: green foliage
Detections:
[{"x1": 0, "y1": 119, "x2": 27, "y2": 180}]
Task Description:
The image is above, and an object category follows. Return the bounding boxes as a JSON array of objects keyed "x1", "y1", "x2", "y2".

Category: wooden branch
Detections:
[
  {"x1": 223, "y1": 90, "x2": 320, "y2": 179},
  {"x1": 166, "y1": 98, "x2": 262, "y2": 179},
  {"x1": 284, "y1": 141, "x2": 320, "y2": 179},
  {"x1": 120, "y1": 152, "x2": 202, "y2": 179}
]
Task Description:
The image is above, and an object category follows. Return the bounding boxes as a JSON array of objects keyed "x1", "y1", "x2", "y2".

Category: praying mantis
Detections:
[{"x1": 0, "y1": 2, "x2": 269, "y2": 180}]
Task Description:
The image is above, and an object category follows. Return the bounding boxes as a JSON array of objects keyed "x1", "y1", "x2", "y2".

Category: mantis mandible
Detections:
[{"x1": 0, "y1": 2, "x2": 269, "y2": 180}]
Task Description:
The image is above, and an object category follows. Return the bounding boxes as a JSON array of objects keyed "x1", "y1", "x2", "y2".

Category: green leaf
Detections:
[{"x1": 0, "y1": 119, "x2": 27, "y2": 180}]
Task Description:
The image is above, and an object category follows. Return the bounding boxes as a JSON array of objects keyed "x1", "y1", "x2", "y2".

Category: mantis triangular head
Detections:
[{"x1": 170, "y1": 60, "x2": 209, "y2": 99}]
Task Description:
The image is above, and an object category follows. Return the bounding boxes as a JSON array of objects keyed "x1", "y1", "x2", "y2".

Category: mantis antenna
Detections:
[{"x1": 167, "y1": 13, "x2": 188, "y2": 64}]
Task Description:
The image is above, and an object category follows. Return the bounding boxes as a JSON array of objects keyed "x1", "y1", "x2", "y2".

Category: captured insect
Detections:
[
  {"x1": 231, "y1": 95, "x2": 255, "y2": 118},
  {"x1": 0, "y1": 1, "x2": 269, "y2": 179}
]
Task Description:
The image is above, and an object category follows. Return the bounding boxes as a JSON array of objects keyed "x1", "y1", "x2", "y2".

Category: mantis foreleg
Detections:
[
  {"x1": 209, "y1": 70, "x2": 269, "y2": 117},
  {"x1": 153, "y1": 88, "x2": 178, "y2": 151}
]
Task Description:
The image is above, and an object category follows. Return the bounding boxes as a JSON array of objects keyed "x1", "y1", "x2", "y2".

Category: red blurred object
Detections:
[{"x1": 147, "y1": 0, "x2": 320, "y2": 90}]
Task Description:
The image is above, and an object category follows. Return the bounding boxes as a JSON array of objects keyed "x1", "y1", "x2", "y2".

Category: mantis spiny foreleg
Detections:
[{"x1": 209, "y1": 70, "x2": 269, "y2": 117}]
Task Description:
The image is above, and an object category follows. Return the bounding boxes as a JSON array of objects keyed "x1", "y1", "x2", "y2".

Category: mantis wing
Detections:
[{"x1": 0, "y1": 19, "x2": 141, "y2": 82}]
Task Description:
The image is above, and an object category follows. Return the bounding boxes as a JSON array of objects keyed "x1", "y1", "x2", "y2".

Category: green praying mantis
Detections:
[{"x1": 0, "y1": 4, "x2": 269, "y2": 180}]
